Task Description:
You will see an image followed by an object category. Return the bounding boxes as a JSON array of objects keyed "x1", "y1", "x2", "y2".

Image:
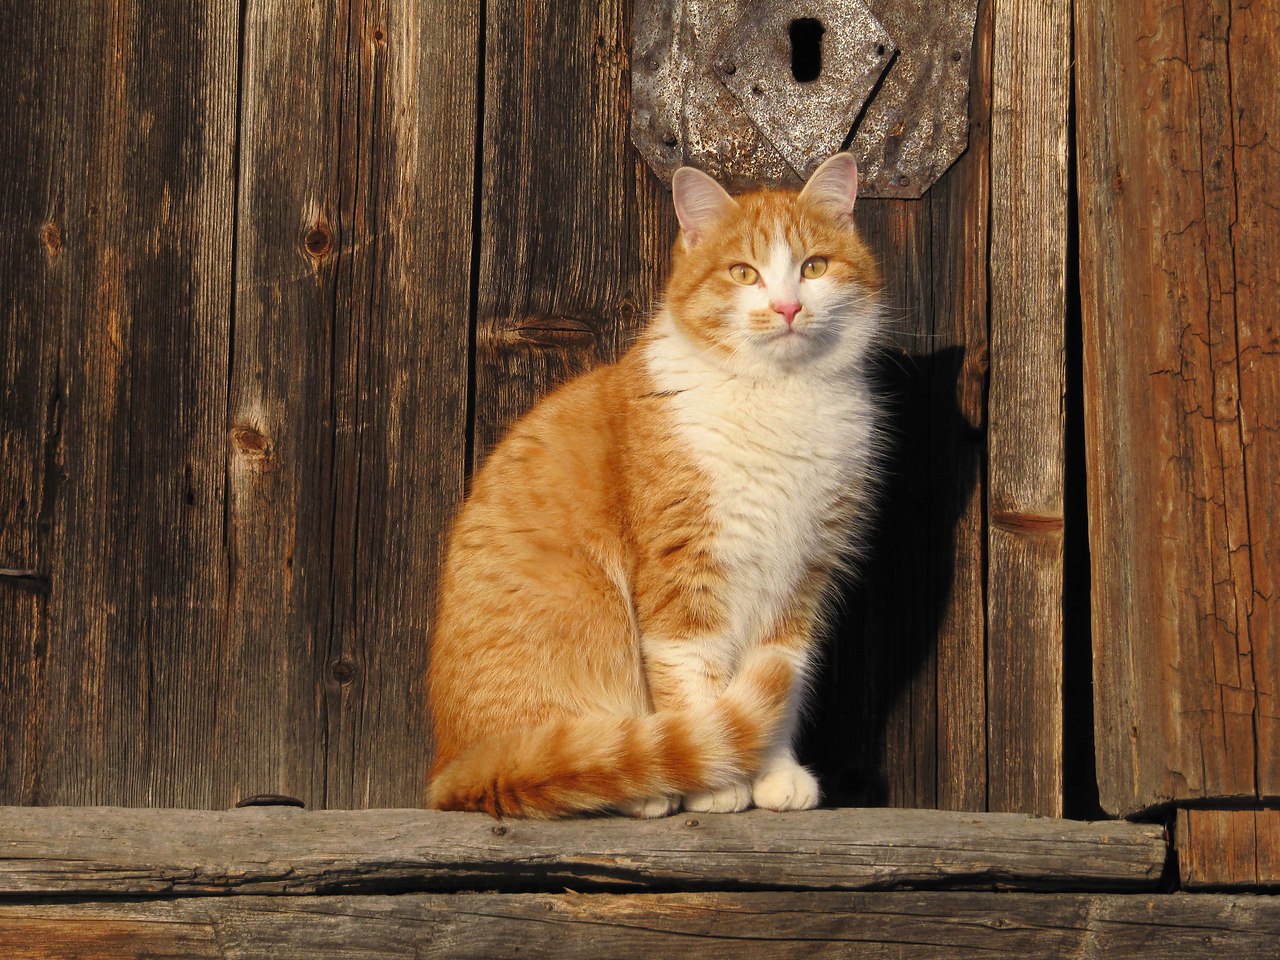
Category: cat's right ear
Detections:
[{"x1": 672, "y1": 167, "x2": 737, "y2": 249}]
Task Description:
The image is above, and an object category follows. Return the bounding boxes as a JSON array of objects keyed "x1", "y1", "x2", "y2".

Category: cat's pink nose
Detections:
[{"x1": 772, "y1": 300, "x2": 801, "y2": 327}]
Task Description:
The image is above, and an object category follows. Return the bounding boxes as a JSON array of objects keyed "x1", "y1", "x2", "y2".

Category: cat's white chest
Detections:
[{"x1": 647, "y1": 335, "x2": 876, "y2": 644}]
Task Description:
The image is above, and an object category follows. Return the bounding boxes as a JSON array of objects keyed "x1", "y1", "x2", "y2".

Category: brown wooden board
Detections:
[
  {"x1": 0, "y1": 0, "x2": 477, "y2": 808},
  {"x1": 1177, "y1": 808, "x2": 1280, "y2": 889},
  {"x1": 0, "y1": 0, "x2": 75, "y2": 800},
  {"x1": 985, "y1": 0, "x2": 1069, "y2": 817},
  {"x1": 2, "y1": 892, "x2": 1278, "y2": 958},
  {"x1": 226, "y1": 0, "x2": 476, "y2": 809},
  {"x1": 1076, "y1": 0, "x2": 1280, "y2": 815},
  {"x1": 0, "y1": 806, "x2": 1168, "y2": 895},
  {"x1": 0, "y1": 1, "x2": 239, "y2": 806}
]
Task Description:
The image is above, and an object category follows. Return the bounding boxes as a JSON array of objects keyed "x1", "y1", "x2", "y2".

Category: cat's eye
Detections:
[
  {"x1": 729, "y1": 263, "x2": 759, "y2": 285},
  {"x1": 801, "y1": 256, "x2": 828, "y2": 279}
]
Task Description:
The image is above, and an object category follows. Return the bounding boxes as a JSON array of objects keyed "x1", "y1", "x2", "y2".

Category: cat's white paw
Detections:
[
  {"x1": 683, "y1": 781, "x2": 754, "y2": 813},
  {"x1": 752, "y1": 763, "x2": 821, "y2": 812},
  {"x1": 618, "y1": 795, "x2": 680, "y2": 819}
]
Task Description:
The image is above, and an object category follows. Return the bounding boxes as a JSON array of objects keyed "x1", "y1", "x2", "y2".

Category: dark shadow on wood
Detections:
[{"x1": 801, "y1": 345, "x2": 979, "y2": 808}]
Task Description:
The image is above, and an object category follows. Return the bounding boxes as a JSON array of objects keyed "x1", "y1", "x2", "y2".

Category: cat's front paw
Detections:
[
  {"x1": 618, "y1": 795, "x2": 681, "y2": 819},
  {"x1": 683, "y1": 780, "x2": 754, "y2": 813},
  {"x1": 752, "y1": 763, "x2": 821, "y2": 811}
]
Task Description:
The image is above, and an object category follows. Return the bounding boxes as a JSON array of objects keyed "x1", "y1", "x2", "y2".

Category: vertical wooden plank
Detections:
[
  {"x1": 1225, "y1": 0, "x2": 1280, "y2": 799},
  {"x1": 472, "y1": 0, "x2": 676, "y2": 463},
  {"x1": 1076, "y1": 0, "x2": 1279, "y2": 814},
  {"x1": 230, "y1": 0, "x2": 475, "y2": 807},
  {"x1": 0, "y1": 1, "x2": 239, "y2": 805},
  {"x1": 929, "y1": 0, "x2": 993, "y2": 813},
  {"x1": 986, "y1": 0, "x2": 1068, "y2": 816},
  {"x1": 1178, "y1": 809, "x2": 1280, "y2": 889},
  {"x1": 825, "y1": 198, "x2": 941, "y2": 808},
  {"x1": 332, "y1": 0, "x2": 477, "y2": 807},
  {"x1": 0, "y1": 0, "x2": 66, "y2": 802}
]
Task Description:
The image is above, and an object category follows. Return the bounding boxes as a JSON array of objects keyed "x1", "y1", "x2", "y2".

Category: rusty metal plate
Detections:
[
  {"x1": 714, "y1": 0, "x2": 895, "y2": 178},
  {"x1": 855, "y1": 0, "x2": 978, "y2": 197},
  {"x1": 631, "y1": 0, "x2": 979, "y2": 198}
]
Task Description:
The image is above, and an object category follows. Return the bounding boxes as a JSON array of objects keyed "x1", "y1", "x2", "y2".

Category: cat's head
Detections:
[{"x1": 664, "y1": 153, "x2": 883, "y2": 377}]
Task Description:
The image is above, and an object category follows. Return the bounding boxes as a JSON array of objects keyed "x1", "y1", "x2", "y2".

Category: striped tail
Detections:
[{"x1": 427, "y1": 649, "x2": 795, "y2": 818}]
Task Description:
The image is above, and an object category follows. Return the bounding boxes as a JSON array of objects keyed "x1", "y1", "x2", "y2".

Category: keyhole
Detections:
[{"x1": 789, "y1": 18, "x2": 824, "y2": 83}]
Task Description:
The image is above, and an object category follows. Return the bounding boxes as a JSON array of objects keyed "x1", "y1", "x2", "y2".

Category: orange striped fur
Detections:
[{"x1": 427, "y1": 154, "x2": 885, "y2": 818}]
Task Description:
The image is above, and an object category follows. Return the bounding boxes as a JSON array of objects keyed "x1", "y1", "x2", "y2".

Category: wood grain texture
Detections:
[
  {"x1": 3, "y1": 892, "x2": 1278, "y2": 959},
  {"x1": 1076, "y1": 0, "x2": 1280, "y2": 815},
  {"x1": 1177, "y1": 808, "x2": 1280, "y2": 889},
  {"x1": 470, "y1": 0, "x2": 676, "y2": 462},
  {"x1": 985, "y1": 0, "x2": 1069, "y2": 816},
  {"x1": 0, "y1": 1, "x2": 239, "y2": 806},
  {"x1": 227, "y1": 0, "x2": 476, "y2": 809},
  {"x1": 0, "y1": 0, "x2": 71, "y2": 802},
  {"x1": 0, "y1": 806, "x2": 1168, "y2": 895},
  {"x1": 0, "y1": 0, "x2": 476, "y2": 809}
]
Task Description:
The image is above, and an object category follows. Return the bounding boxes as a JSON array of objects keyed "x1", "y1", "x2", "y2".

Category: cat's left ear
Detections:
[
  {"x1": 799, "y1": 152, "x2": 859, "y2": 223},
  {"x1": 672, "y1": 167, "x2": 737, "y2": 248}
]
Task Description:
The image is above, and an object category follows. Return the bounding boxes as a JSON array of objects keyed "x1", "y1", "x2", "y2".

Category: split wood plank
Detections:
[
  {"x1": 0, "y1": 1, "x2": 239, "y2": 805},
  {"x1": 1177, "y1": 808, "x2": 1280, "y2": 889},
  {"x1": 0, "y1": 806, "x2": 1168, "y2": 895},
  {"x1": 1076, "y1": 0, "x2": 1280, "y2": 815},
  {"x1": 2, "y1": 892, "x2": 1277, "y2": 959},
  {"x1": 225, "y1": 0, "x2": 476, "y2": 808},
  {"x1": 985, "y1": 0, "x2": 1070, "y2": 817}
]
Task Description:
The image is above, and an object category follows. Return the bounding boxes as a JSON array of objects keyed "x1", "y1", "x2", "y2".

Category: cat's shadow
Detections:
[{"x1": 800, "y1": 344, "x2": 981, "y2": 808}]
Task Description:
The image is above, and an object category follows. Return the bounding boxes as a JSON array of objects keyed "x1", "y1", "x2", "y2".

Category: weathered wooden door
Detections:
[{"x1": 1, "y1": 0, "x2": 1075, "y2": 814}]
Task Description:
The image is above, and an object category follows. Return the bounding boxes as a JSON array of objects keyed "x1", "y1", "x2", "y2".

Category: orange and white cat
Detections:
[{"x1": 427, "y1": 153, "x2": 884, "y2": 818}]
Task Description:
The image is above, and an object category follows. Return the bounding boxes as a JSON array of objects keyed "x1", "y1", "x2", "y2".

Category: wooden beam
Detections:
[
  {"x1": 2, "y1": 892, "x2": 1277, "y2": 958},
  {"x1": 1177, "y1": 808, "x2": 1280, "y2": 889},
  {"x1": 986, "y1": 0, "x2": 1070, "y2": 816},
  {"x1": 0, "y1": 806, "x2": 1167, "y2": 896},
  {"x1": 1076, "y1": 0, "x2": 1280, "y2": 815}
]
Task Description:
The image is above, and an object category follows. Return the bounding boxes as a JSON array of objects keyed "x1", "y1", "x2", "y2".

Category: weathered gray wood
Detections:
[
  {"x1": 0, "y1": 806, "x2": 1168, "y2": 895},
  {"x1": 2, "y1": 892, "x2": 1277, "y2": 958},
  {"x1": 1076, "y1": 0, "x2": 1280, "y2": 817},
  {"x1": 985, "y1": 0, "x2": 1069, "y2": 817},
  {"x1": 224, "y1": 0, "x2": 476, "y2": 808},
  {"x1": 0, "y1": 1, "x2": 239, "y2": 805}
]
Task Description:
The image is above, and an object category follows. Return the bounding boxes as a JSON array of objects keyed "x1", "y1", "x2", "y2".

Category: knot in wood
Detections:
[
  {"x1": 330, "y1": 659, "x2": 356, "y2": 684},
  {"x1": 40, "y1": 222, "x2": 63, "y2": 260},
  {"x1": 231, "y1": 426, "x2": 272, "y2": 461},
  {"x1": 304, "y1": 225, "x2": 333, "y2": 259}
]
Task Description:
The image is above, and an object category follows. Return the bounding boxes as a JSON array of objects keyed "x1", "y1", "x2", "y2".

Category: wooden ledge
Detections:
[
  {"x1": 2, "y1": 892, "x2": 1277, "y2": 959},
  {"x1": 0, "y1": 807, "x2": 1168, "y2": 897}
]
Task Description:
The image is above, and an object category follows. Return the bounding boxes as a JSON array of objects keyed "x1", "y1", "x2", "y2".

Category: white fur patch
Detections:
[{"x1": 644, "y1": 308, "x2": 882, "y2": 662}]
